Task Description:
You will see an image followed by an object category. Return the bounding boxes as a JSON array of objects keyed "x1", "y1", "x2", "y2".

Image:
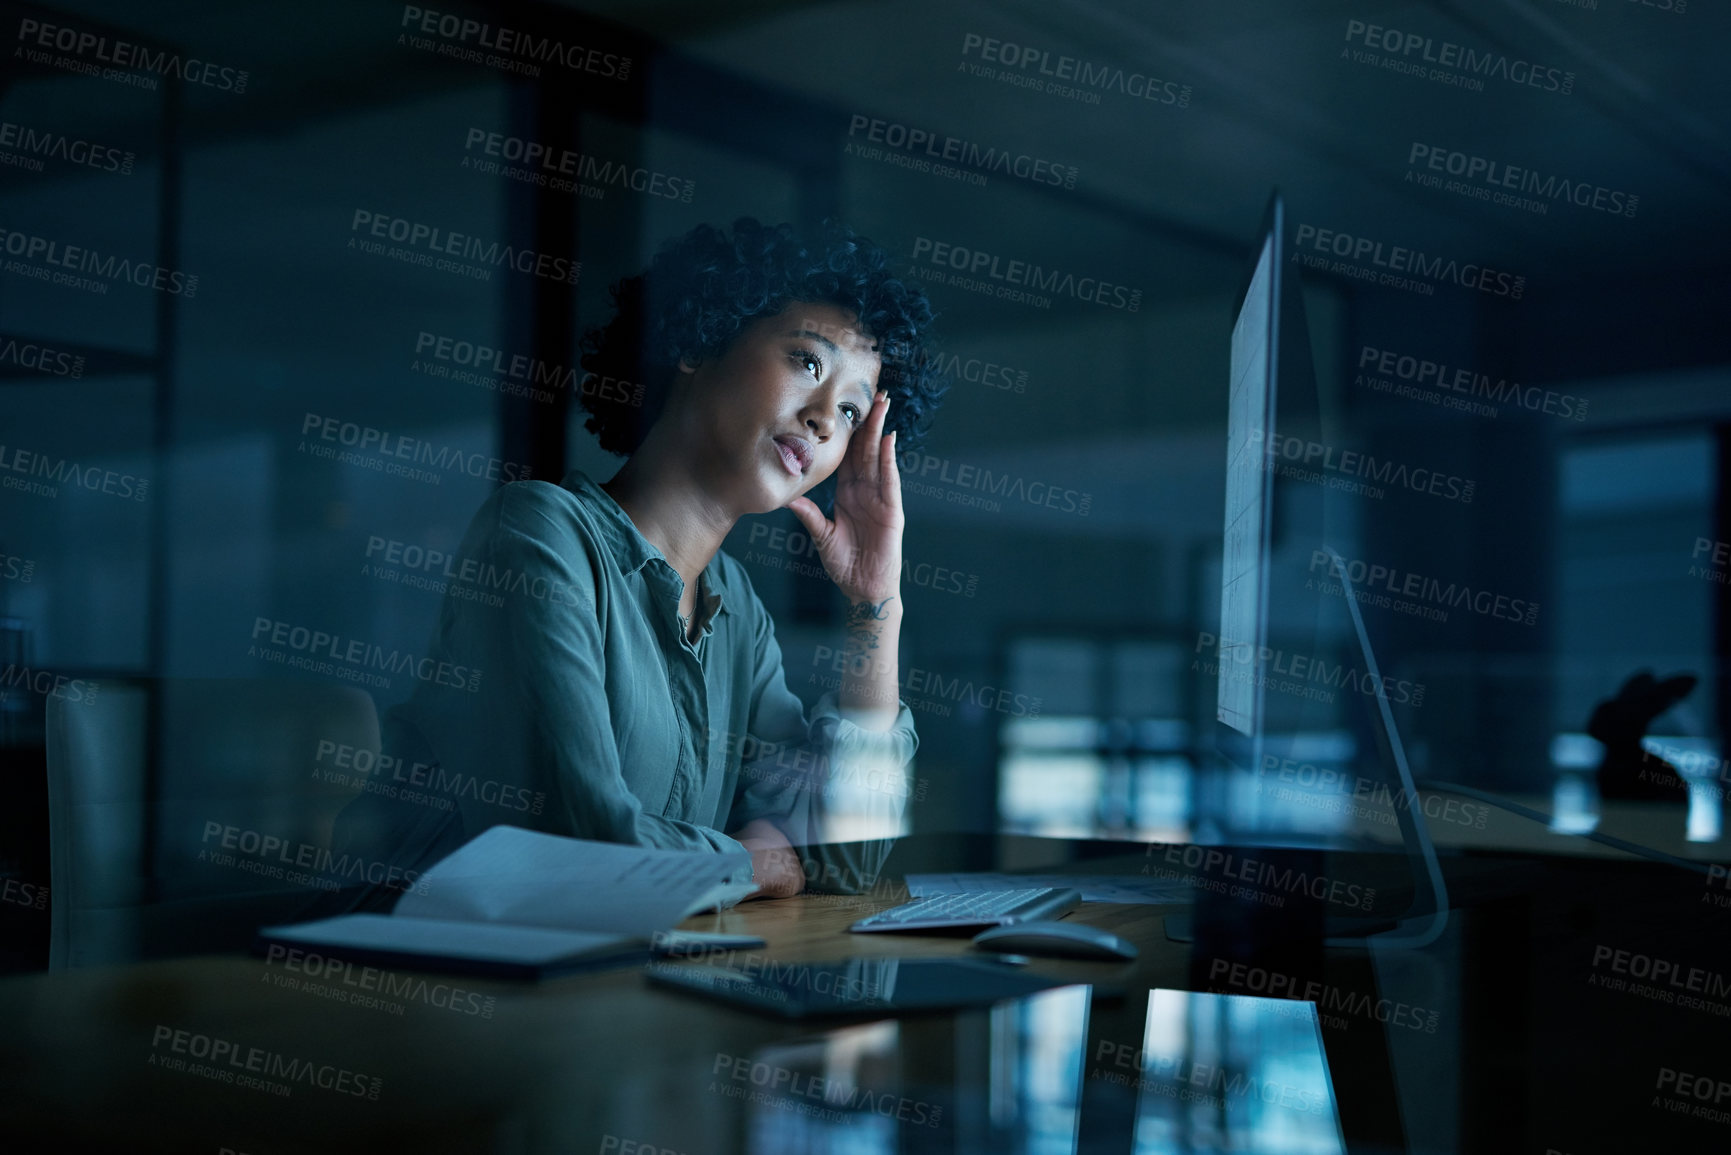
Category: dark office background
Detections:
[{"x1": 1, "y1": 0, "x2": 1728, "y2": 898}]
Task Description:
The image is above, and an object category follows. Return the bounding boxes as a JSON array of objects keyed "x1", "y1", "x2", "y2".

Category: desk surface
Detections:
[
  {"x1": 3, "y1": 844, "x2": 1729, "y2": 1154},
  {"x1": 0, "y1": 870, "x2": 1363, "y2": 1155}
]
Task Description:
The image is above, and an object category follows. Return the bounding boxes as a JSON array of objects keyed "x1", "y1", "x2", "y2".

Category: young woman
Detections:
[{"x1": 333, "y1": 218, "x2": 945, "y2": 908}]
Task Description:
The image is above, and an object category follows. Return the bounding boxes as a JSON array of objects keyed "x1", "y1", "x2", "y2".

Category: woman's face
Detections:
[{"x1": 672, "y1": 301, "x2": 884, "y2": 512}]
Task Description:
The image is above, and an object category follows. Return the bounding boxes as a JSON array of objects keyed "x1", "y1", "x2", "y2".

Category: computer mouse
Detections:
[{"x1": 972, "y1": 920, "x2": 1138, "y2": 962}]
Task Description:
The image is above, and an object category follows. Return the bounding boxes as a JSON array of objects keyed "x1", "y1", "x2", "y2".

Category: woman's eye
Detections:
[
  {"x1": 793, "y1": 349, "x2": 823, "y2": 378},
  {"x1": 841, "y1": 404, "x2": 861, "y2": 426}
]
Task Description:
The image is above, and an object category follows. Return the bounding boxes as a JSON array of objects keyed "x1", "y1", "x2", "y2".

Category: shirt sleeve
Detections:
[{"x1": 724, "y1": 579, "x2": 919, "y2": 895}]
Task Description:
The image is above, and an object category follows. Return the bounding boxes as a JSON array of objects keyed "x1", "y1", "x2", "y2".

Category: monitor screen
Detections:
[{"x1": 1217, "y1": 230, "x2": 1278, "y2": 739}]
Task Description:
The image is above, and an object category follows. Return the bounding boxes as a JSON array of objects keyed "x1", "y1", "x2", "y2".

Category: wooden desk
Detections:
[
  {"x1": 0, "y1": 882, "x2": 1207, "y2": 1155},
  {"x1": 8, "y1": 839, "x2": 1728, "y2": 1152}
]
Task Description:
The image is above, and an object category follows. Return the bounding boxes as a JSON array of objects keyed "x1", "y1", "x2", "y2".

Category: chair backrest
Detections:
[
  {"x1": 44, "y1": 681, "x2": 148, "y2": 969},
  {"x1": 45, "y1": 678, "x2": 378, "y2": 968}
]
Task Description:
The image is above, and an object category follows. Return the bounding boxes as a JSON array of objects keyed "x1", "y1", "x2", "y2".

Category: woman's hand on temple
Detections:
[{"x1": 786, "y1": 390, "x2": 903, "y2": 604}]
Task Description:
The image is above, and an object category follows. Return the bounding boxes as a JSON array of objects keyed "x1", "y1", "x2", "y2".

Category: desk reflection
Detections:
[
  {"x1": 1124, "y1": 991, "x2": 1343, "y2": 1155},
  {"x1": 740, "y1": 984, "x2": 1091, "y2": 1155},
  {"x1": 723, "y1": 985, "x2": 1342, "y2": 1155}
]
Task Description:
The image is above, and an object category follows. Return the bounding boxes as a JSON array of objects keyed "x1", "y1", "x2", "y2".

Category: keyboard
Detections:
[{"x1": 849, "y1": 887, "x2": 1082, "y2": 933}]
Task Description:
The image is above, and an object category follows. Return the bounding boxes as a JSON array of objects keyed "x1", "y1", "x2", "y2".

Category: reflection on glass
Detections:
[
  {"x1": 989, "y1": 985, "x2": 1089, "y2": 1155},
  {"x1": 1642, "y1": 735, "x2": 1723, "y2": 842},
  {"x1": 1130, "y1": 990, "x2": 1343, "y2": 1155},
  {"x1": 1551, "y1": 773, "x2": 1600, "y2": 835},
  {"x1": 745, "y1": 1021, "x2": 902, "y2": 1155},
  {"x1": 819, "y1": 750, "x2": 913, "y2": 842},
  {"x1": 743, "y1": 984, "x2": 1090, "y2": 1155}
]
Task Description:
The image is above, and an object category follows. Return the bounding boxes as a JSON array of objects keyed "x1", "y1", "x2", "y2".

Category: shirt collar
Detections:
[{"x1": 562, "y1": 468, "x2": 729, "y2": 623}]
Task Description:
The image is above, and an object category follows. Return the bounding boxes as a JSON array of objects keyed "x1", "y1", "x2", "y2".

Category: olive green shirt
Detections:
[{"x1": 331, "y1": 469, "x2": 918, "y2": 907}]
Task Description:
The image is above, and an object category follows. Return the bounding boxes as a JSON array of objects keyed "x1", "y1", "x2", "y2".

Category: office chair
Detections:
[{"x1": 45, "y1": 678, "x2": 378, "y2": 968}]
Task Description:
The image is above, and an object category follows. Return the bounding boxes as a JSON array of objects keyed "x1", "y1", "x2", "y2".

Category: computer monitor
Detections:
[
  {"x1": 1184, "y1": 191, "x2": 1449, "y2": 946},
  {"x1": 1216, "y1": 199, "x2": 1284, "y2": 752},
  {"x1": 1201, "y1": 192, "x2": 1707, "y2": 945},
  {"x1": 1217, "y1": 220, "x2": 1277, "y2": 742},
  {"x1": 1207, "y1": 191, "x2": 1330, "y2": 817}
]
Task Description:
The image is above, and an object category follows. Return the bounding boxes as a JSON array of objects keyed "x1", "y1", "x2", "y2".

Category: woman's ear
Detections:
[{"x1": 677, "y1": 355, "x2": 702, "y2": 374}]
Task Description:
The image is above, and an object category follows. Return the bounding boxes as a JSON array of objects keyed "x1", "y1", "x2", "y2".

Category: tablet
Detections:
[{"x1": 644, "y1": 956, "x2": 1078, "y2": 1019}]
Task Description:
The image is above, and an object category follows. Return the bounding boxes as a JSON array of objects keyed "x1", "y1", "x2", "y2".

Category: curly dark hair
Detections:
[{"x1": 577, "y1": 217, "x2": 947, "y2": 457}]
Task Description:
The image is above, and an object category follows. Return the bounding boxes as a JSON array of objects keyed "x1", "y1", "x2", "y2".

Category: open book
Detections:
[{"x1": 257, "y1": 826, "x2": 759, "y2": 979}]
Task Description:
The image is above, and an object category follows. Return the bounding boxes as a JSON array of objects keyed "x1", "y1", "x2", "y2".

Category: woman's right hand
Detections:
[{"x1": 732, "y1": 818, "x2": 806, "y2": 899}]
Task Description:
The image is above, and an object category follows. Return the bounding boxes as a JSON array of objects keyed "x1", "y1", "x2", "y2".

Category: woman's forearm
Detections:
[{"x1": 837, "y1": 594, "x2": 903, "y2": 732}]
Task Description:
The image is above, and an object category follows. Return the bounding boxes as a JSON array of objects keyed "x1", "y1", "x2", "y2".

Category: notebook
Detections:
[{"x1": 256, "y1": 826, "x2": 759, "y2": 980}]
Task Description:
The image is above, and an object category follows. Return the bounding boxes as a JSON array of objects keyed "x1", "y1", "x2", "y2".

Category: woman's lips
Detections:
[{"x1": 772, "y1": 436, "x2": 811, "y2": 476}]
